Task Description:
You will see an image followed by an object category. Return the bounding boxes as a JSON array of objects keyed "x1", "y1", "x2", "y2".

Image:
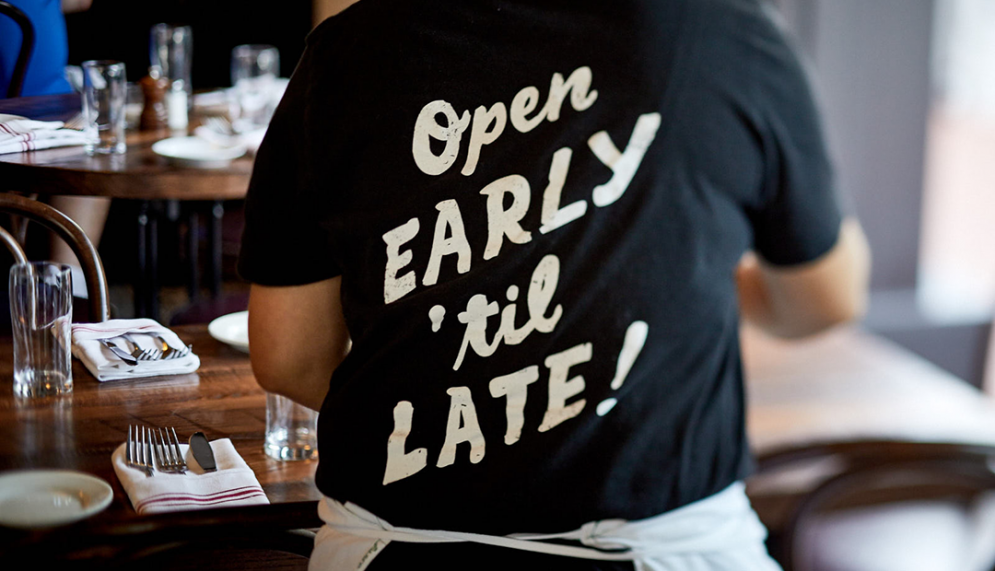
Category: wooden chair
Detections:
[
  {"x1": 0, "y1": 193, "x2": 109, "y2": 321},
  {"x1": 0, "y1": 1, "x2": 35, "y2": 99},
  {"x1": 759, "y1": 441, "x2": 995, "y2": 571}
]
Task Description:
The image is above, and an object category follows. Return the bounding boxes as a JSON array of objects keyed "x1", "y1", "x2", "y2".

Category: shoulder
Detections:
[
  {"x1": 690, "y1": 0, "x2": 811, "y2": 105},
  {"x1": 306, "y1": 0, "x2": 409, "y2": 50},
  {"x1": 694, "y1": 0, "x2": 793, "y2": 52}
]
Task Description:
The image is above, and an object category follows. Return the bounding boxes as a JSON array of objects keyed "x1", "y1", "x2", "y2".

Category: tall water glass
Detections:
[
  {"x1": 150, "y1": 23, "x2": 193, "y2": 129},
  {"x1": 9, "y1": 263, "x2": 73, "y2": 398},
  {"x1": 265, "y1": 393, "x2": 318, "y2": 460},
  {"x1": 231, "y1": 44, "x2": 280, "y2": 128},
  {"x1": 81, "y1": 60, "x2": 127, "y2": 155}
]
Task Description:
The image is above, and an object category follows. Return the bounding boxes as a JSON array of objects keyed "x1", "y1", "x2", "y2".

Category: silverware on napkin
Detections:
[{"x1": 100, "y1": 339, "x2": 138, "y2": 366}]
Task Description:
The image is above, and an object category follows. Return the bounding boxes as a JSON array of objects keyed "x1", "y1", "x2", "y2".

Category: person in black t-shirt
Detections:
[{"x1": 238, "y1": 0, "x2": 870, "y2": 569}]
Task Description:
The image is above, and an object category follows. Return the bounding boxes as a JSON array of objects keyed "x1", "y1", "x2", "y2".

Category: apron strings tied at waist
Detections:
[{"x1": 310, "y1": 481, "x2": 783, "y2": 571}]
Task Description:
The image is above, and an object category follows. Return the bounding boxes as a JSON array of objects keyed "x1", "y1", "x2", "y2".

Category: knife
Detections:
[
  {"x1": 99, "y1": 339, "x2": 138, "y2": 366},
  {"x1": 188, "y1": 432, "x2": 217, "y2": 472}
]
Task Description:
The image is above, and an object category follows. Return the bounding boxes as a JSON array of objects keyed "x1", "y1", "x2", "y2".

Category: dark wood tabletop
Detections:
[
  {"x1": 4, "y1": 321, "x2": 995, "y2": 564},
  {"x1": 0, "y1": 94, "x2": 252, "y2": 200},
  {"x1": 0, "y1": 324, "x2": 321, "y2": 562}
]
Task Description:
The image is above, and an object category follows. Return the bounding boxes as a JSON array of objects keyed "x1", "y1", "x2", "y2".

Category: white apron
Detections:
[{"x1": 309, "y1": 481, "x2": 783, "y2": 571}]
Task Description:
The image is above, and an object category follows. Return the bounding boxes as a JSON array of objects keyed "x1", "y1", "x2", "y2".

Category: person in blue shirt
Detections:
[
  {"x1": 2, "y1": 0, "x2": 107, "y2": 304},
  {"x1": 0, "y1": 0, "x2": 81, "y2": 97}
]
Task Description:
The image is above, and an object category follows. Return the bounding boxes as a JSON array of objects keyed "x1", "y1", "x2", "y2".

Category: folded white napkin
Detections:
[
  {"x1": 71, "y1": 318, "x2": 200, "y2": 382},
  {"x1": 112, "y1": 437, "x2": 269, "y2": 515},
  {"x1": 0, "y1": 118, "x2": 88, "y2": 155}
]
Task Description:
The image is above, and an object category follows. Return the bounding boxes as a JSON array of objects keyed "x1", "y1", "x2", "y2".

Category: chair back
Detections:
[
  {"x1": 0, "y1": 194, "x2": 109, "y2": 321},
  {"x1": 761, "y1": 441, "x2": 995, "y2": 571},
  {"x1": 0, "y1": 1, "x2": 35, "y2": 99}
]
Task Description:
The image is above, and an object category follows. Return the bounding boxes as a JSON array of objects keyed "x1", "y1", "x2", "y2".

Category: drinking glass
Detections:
[
  {"x1": 230, "y1": 44, "x2": 280, "y2": 128},
  {"x1": 81, "y1": 60, "x2": 127, "y2": 155},
  {"x1": 9, "y1": 263, "x2": 73, "y2": 398},
  {"x1": 265, "y1": 393, "x2": 318, "y2": 460},
  {"x1": 150, "y1": 23, "x2": 193, "y2": 129}
]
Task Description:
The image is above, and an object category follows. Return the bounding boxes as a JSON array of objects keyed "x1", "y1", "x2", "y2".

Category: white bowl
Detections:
[
  {"x1": 209, "y1": 310, "x2": 249, "y2": 353},
  {"x1": 152, "y1": 136, "x2": 247, "y2": 168}
]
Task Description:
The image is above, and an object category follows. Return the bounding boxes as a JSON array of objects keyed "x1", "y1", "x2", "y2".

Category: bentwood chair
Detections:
[
  {"x1": 759, "y1": 441, "x2": 995, "y2": 571},
  {"x1": 0, "y1": 193, "x2": 109, "y2": 321},
  {"x1": 0, "y1": 1, "x2": 35, "y2": 99}
]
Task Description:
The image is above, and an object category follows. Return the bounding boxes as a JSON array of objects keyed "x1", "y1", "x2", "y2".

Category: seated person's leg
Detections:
[{"x1": 48, "y1": 195, "x2": 111, "y2": 299}]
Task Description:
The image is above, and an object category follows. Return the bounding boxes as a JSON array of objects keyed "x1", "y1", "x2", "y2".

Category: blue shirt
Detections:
[{"x1": 0, "y1": 0, "x2": 72, "y2": 98}]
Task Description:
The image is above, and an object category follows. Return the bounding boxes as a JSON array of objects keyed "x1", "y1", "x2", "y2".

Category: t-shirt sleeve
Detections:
[
  {"x1": 724, "y1": 0, "x2": 843, "y2": 267},
  {"x1": 237, "y1": 41, "x2": 343, "y2": 286}
]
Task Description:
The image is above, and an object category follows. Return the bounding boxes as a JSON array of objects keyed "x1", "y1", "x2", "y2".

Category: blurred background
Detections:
[{"x1": 772, "y1": 0, "x2": 995, "y2": 390}]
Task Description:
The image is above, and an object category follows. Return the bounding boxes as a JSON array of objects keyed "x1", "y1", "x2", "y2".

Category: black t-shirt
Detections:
[{"x1": 240, "y1": 0, "x2": 839, "y2": 546}]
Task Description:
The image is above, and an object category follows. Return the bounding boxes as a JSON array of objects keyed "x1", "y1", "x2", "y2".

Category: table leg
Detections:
[
  {"x1": 148, "y1": 203, "x2": 159, "y2": 321},
  {"x1": 134, "y1": 201, "x2": 160, "y2": 320},
  {"x1": 187, "y1": 209, "x2": 200, "y2": 302},
  {"x1": 209, "y1": 200, "x2": 223, "y2": 298},
  {"x1": 135, "y1": 202, "x2": 148, "y2": 318}
]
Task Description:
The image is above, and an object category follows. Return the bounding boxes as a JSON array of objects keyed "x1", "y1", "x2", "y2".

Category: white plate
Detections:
[
  {"x1": 151, "y1": 136, "x2": 247, "y2": 168},
  {"x1": 209, "y1": 310, "x2": 249, "y2": 353},
  {"x1": 0, "y1": 470, "x2": 113, "y2": 528}
]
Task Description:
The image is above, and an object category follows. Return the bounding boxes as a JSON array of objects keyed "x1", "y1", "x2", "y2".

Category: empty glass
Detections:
[
  {"x1": 81, "y1": 60, "x2": 127, "y2": 155},
  {"x1": 9, "y1": 263, "x2": 73, "y2": 398},
  {"x1": 265, "y1": 393, "x2": 318, "y2": 460},
  {"x1": 150, "y1": 24, "x2": 193, "y2": 129},
  {"x1": 230, "y1": 44, "x2": 280, "y2": 128}
]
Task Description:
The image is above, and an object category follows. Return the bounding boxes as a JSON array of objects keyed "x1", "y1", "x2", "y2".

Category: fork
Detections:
[
  {"x1": 62, "y1": 112, "x2": 85, "y2": 131},
  {"x1": 151, "y1": 333, "x2": 193, "y2": 360},
  {"x1": 152, "y1": 427, "x2": 188, "y2": 473},
  {"x1": 121, "y1": 333, "x2": 162, "y2": 361},
  {"x1": 203, "y1": 115, "x2": 236, "y2": 136},
  {"x1": 126, "y1": 425, "x2": 155, "y2": 477}
]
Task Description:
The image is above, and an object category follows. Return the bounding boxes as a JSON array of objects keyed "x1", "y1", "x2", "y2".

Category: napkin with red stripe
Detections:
[
  {"x1": 71, "y1": 318, "x2": 200, "y2": 381},
  {"x1": 0, "y1": 117, "x2": 87, "y2": 155},
  {"x1": 111, "y1": 437, "x2": 269, "y2": 514}
]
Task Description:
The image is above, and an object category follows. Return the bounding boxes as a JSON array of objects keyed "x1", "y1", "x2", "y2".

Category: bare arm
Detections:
[
  {"x1": 61, "y1": 0, "x2": 92, "y2": 14},
  {"x1": 737, "y1": 217, "x2": 871, "y2": 338},
  {"x1": 248, "y1": 277, "x2": 350, "y2": 411}
]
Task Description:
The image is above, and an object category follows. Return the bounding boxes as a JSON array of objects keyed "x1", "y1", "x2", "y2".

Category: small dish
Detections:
[
  {"x1": 0, "y1": 470, "x2": 113, "y2": 528},
  {"x1": 209, "y1": 311, "x2": 249, "y2": 353},
  {"x1": 152, "y1": 136, "x2": 247, "y2": 168}
]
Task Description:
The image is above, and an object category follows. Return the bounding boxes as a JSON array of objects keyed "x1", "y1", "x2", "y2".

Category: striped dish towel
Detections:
[
  {"x1": 0, "y1": 117, "x2": 88, "y2": 155},
  {"x1": 112, "y1": 437, "x2": 269, "y2": 514}
]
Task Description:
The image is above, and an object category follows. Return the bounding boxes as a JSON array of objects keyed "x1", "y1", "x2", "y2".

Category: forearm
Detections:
[
  {"x1": 248, "y1": 279, "x2": 350, "y2": 411},
  {"x1": 255, "y1": 358, "x2": 333, "y2": 412},
  {"x1": 737, "y1": 218, "x2": 871, "y2": 338}
]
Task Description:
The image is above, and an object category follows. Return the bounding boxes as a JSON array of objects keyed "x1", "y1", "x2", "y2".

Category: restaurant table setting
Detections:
[
  {"x1": 70, "y1": 317, "x2": 200, "y2": 381},
  {"x1": 112, "y1": 427, "x2": 268, "y2": 515},
  {"x1": 0, "y1": 115, "x2": 87, "y2": 155},
  {"x1": 0, "y1": 23, "x2": 313, "y2": 547}
]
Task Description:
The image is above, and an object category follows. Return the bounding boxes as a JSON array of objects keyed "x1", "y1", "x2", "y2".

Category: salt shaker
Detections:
[{"x1": 166, "y1": 79, "x2": 189, "y2": 131}]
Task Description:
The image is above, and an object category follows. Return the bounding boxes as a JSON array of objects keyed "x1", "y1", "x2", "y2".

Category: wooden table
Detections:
[
  {"x1": 0, "y1": 94, "x2": 254, "y2": 319},
  {"x1": 743, "y1": 324, "x2": 995, "y2": 533},
  {"x1": 0, "y1": 325, "x2": 320, "y2": 563},
  {"x1": 0, "y1": 94, "x2": 252, "y2": 200},
  {"x1": 3, "y1": 323, "x2": 995, "y2": 563},
  {"x1": 744, "y1": 325, "x2": 995, "y2": 454}
]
